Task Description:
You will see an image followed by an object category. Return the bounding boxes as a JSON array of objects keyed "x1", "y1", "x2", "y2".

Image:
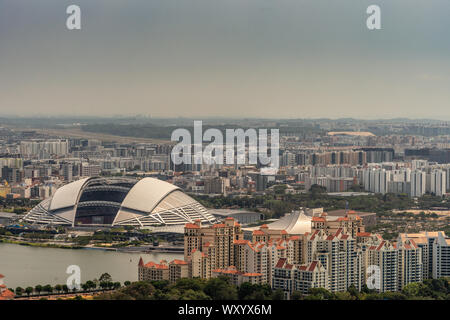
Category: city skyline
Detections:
[{"x1": 1, "y1": 0, "x2": 450, "y2": 119}]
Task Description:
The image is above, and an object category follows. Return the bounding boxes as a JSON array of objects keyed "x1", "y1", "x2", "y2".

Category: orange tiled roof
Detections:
[
  {"x1": 143, "y1": 261, "x2": 169, "y2": 270},
  {"x1": 0, "y1": 289, "x2": 14, "y2": 300},
  {"x1": 213, "y1": 223, "x2": 226, "y2": 228},
  {"x1": 171, "y1": 259, "x2": 188, "y2": 265},
  {"x1": 376, "y1": 241, "x2": 386, "y2": 251},
  {"x1": 185, "y1": 223, "x2": 200, "y2": 229},
  {"x1": 213, "y1": 266, "x2": 239, "y2": 275},
  {"x1": 234, "y1": 239, "x2": 250, "y2": 245},
  {"x1": 275, "y1": 258, "x2": 287, "y2": 268},
  {"x1": 308, "y1": 261, "x2": 318, "y2": 272},
  {"x1": 357, "y1": 232, "x2": 371, "y2": 237},
  {"x1": 242, "y1": 273, "x2": 262, "y2": 277},
  {"x1": 309, "y1": 230, "x2": 320, "y2": 240},
  {"x1": 312, "y1": 217, "x2": 325, "y2": 222}
]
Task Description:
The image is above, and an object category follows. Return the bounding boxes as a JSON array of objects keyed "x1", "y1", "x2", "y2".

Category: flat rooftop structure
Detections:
[
  {"x1": 209, "y1": 209, "x2": 264, "y2": 225},
  {"x1": 0, "y1": 212, "x2": 18, "y2": 219},
  {"x1": 0, "y1": 212, "x2": 18, "y2": 226}
]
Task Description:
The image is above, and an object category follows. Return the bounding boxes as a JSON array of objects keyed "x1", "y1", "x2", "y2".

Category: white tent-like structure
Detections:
[{"x1": 243, "y1": 210, "x2": 312, "y2": 235}]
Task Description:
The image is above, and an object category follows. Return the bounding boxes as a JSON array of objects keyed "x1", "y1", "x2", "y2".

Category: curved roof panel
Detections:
[
  {"x1": 244, "y1": 211, "x2": 311, "y2": 235},
  {"x1": 49, "y1": 177, "x2": 90, "y2": 211},
  {"x1": 120, "y1": 177, "x2": 180, "y2": 213}
]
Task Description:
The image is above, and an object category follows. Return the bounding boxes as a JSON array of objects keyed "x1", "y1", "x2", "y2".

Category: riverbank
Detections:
[
  {"x1": 0, "y1": 237, "x2": 184, "y2": 253},
  {"x1": 0, "y1": 238, "x2": 84, "y2": 249}
]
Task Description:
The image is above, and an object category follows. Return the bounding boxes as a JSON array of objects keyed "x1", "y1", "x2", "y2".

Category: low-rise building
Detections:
[
  {"x1": 0, "y1": 274, "x2": 15, "y2": 300},
  {"x1": 212, "y1": 266, "x2": 262, "y2": 286}
]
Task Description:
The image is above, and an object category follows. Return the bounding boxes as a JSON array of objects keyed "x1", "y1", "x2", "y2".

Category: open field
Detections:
[
  {"x1": 13, "y1": 127, "x2": 172, "y2": 144},
  {"x1": 392, "y1": 209, "x2": 450, "y2": 217}
]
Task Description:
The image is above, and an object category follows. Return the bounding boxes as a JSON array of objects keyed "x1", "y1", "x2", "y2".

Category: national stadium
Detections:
[{"x1": 23, "y1": 177, "x2": 216, "y2": 228}]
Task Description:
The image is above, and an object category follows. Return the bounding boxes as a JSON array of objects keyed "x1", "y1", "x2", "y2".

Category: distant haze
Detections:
[{"x1": 1, "y1": 0, "x2": 450, "y2": 119}]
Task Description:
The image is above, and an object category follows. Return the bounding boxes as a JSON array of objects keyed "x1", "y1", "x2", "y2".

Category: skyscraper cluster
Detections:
[{"x1": 138, "y1": 211, "x2": 450, "y2": 298}]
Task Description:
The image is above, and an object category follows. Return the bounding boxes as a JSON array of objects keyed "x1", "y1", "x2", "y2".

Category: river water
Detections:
[{"x1": 0, "y1": 243, "x2": 183, "y2": 289}]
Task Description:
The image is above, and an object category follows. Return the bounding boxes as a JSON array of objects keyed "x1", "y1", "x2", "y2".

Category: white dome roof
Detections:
[{"x1": 24, "y1": 177, "x2": 215, "y2": 228}]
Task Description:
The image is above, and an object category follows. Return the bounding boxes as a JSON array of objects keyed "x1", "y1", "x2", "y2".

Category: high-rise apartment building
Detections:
[
  {"x1": 142, "y1": 213, "x2": 441, "y2": 298},
  {"x1": 429, "y1": 169, "x2": 447, "y2": 196},
  {"x1": 432, "y1": 232, "x2": 450, "y2": 279},
  {"x1": 410, "y1": 170, "x2": 427, "y2": 197},
  {"x1": 184, "y1": 218, "x2": 243, "y2": 270}
]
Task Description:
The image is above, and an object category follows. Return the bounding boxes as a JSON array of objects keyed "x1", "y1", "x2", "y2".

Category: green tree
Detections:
[
  {"x1": 150, "y1": 280, "x2": 169, "y2": 291},
  {"x1": 15, "y1": 287, "x2": 23, "y2": 296},
  {"x1": 274, "y1": 184, "x2": 288, "y2": 195},
  {"x1": 271, "y1": 289, "x2": 285, "y2": 300},
  {"x1": 85, "y1": 280, "x2": 96, "y2": 290},
  {"x1": 402, "y1": 282, "x2": 423, "y2": 297},
  {"x1": 238, "y1": 282, "x2": 272, "y2": 300},
  {"x1": 238, "y1": 282, "x2": 255, "y2": 300},
  {"x1": 25, "y1": 286, "x2": 34, "y2": 297},
  {"x1": 54, "y1": 284, "x2": 62, "y2": 294},
  {"x1": 335, "y1": 291, "x2": 354, "y2": 300},
  {"x1": 180, "y1": 289, "x2": 211, "y2": 300},
  {"x1": 119, "y1": 281, "x2": 156, "y2": 300},
  {"x1": 204, "y1": 276, "x2": 238, "y2": 300},
  {"x1": 34, "y1": 285, "x2": 43, "y2": 295},
  {"x1": 381, "y1": 292, "x2": 407, "y2": 300},
  {"x1": 305, "y1": 288, "x2": 335, "y2": 300},
  {"x1": 43, "y1": 284, "x2": 53, "y2": 294},
  {"x1": 291, "y1": 291, "x2": 303, "y2": 300},
  {"x1": 347, "y1": 284, "x2": 360, "y2": 299},
  {"x1": 99, "y1": 273, "x2": 113, "y2": 283},
  {"x1": 62, "y1": 285, "x2": 69, "y2": 294},
  {"x1": 175, "y1": 278, "x2": 205, "y2": 292}
]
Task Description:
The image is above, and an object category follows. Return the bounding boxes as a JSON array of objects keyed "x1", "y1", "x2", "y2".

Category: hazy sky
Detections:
[{"x1": 1, "y1": 0, "x2": 450, "y2": 119}]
